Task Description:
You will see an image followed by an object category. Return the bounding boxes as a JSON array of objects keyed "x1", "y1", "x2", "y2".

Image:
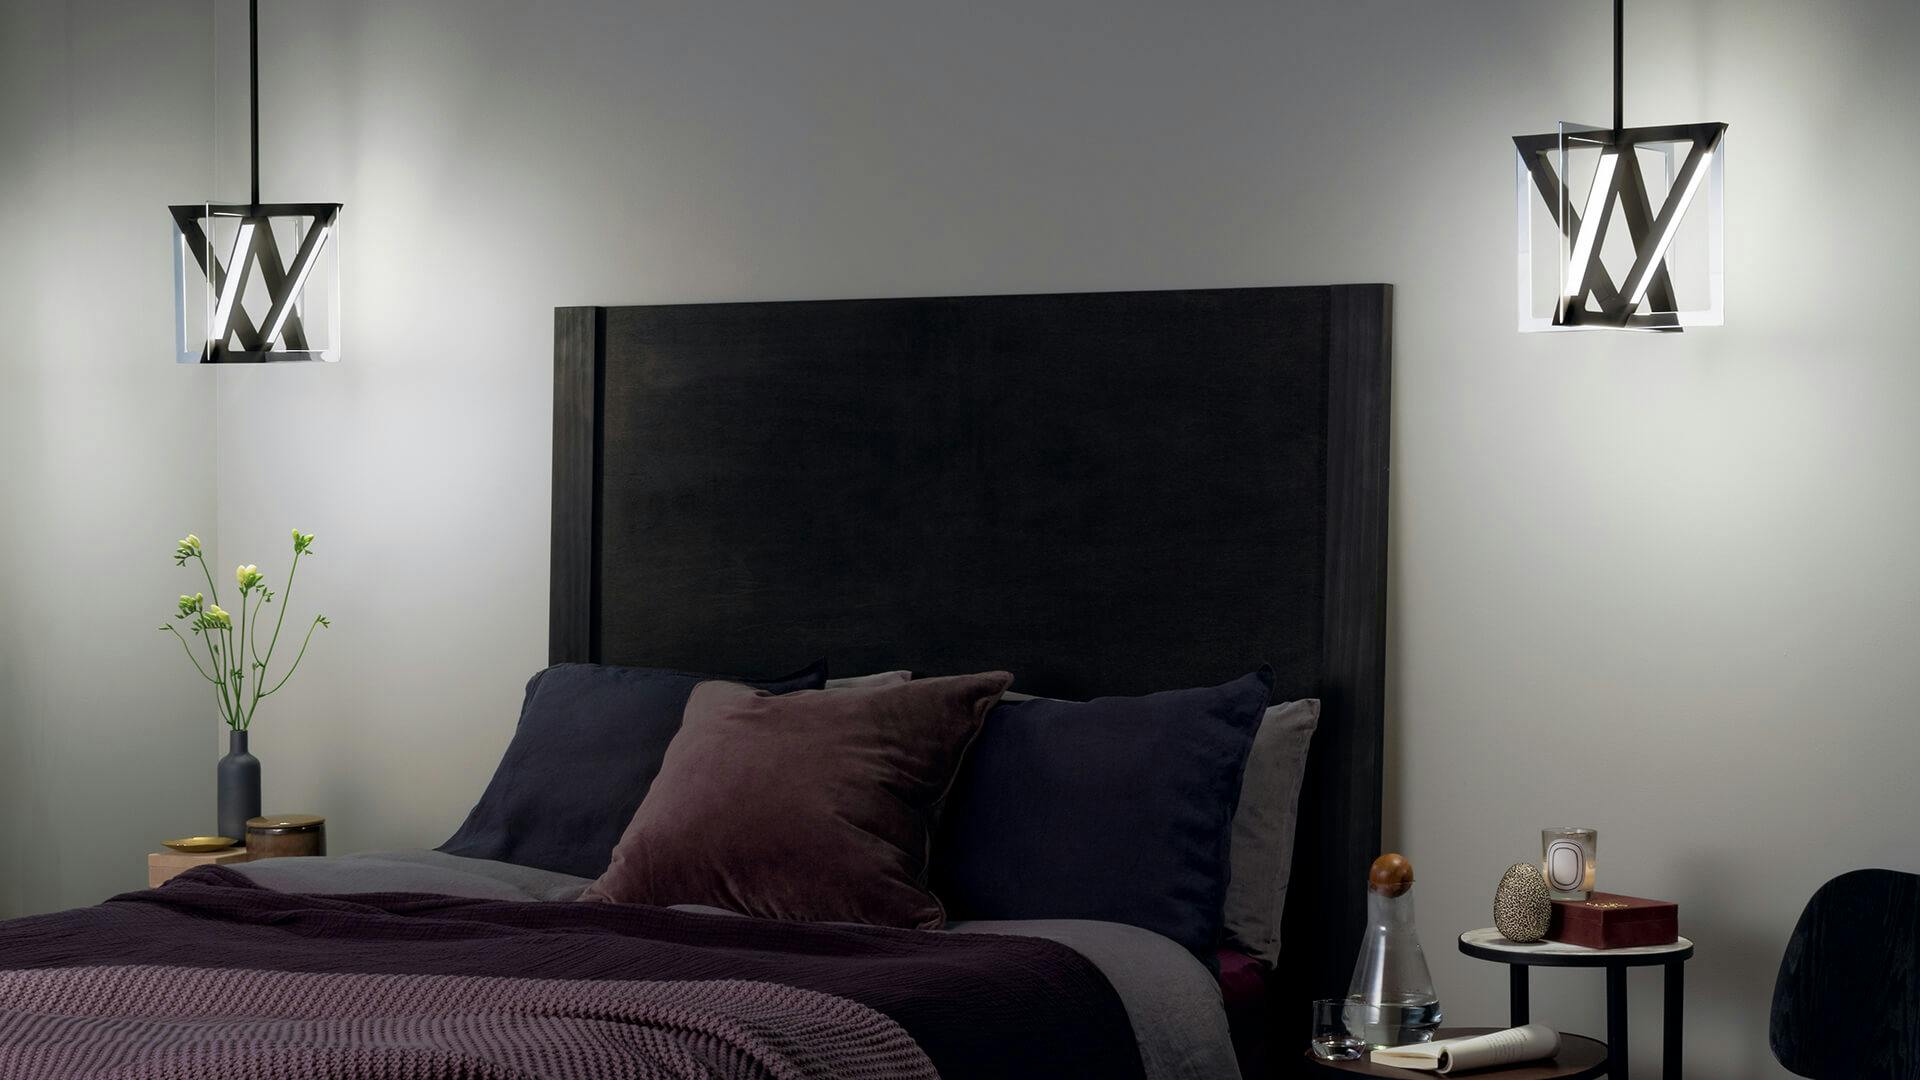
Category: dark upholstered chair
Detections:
[{"x1": 1770, "y1": 868, "x2": 1920, "y2": 1079}]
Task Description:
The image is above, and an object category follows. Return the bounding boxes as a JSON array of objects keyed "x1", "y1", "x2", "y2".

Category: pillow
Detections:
[
  {"x1": 824, "y1": 670, "x2": 913, "y2": 689},
  {"x1": 1222, "y1": 698, "x2": 1320, "y2": 966},
  {"x1": 989, "y1": 685, "x2": 1318, "y2": 964},
  {"x1": 582, "y1": 672, "x2": 1012, "y2": 928},
  {"x1": 439, "y1": 660, "x2": 825, "y2": 878},
  {"x1": 934, "y1": 670, "x2": 1271, "y2": 964}
]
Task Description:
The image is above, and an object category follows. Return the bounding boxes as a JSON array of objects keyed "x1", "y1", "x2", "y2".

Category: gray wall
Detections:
[
  {"x1": 0, "y1": 2, "x2": 220, "y2": 916},
  {"x1": 8, "y1": 1, "x2": 1920, "y2": 1076}
]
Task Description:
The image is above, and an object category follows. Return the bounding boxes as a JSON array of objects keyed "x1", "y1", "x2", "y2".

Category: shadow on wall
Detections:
[{"x1": 1678, "y1": 849, "x2": 1786, "y2": 1077}]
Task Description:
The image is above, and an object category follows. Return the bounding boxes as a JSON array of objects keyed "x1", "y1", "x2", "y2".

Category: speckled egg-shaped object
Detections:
[{"x1": 1494, "y1": 862, "x2": 1553, "y2": 943}]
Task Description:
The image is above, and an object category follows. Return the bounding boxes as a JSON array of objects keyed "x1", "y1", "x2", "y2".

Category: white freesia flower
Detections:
[{"x1": 161, "y1": 527, "x2": 329, "y2": 731}]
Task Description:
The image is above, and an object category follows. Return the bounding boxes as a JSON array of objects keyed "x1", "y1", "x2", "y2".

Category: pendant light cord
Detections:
[
  {"x1": 1612, "y1": 0, "x2": 1624, "y2": 134},
  {"x1": 249, "y1": 0, "x2": 261, "y2": 206}
]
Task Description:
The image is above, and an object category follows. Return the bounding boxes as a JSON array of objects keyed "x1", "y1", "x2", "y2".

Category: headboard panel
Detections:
[{"x1": 550, "y1": 284, "x2": 1390, "y2": 1058}]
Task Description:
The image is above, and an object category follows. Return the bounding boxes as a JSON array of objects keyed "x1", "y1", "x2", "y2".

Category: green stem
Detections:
[
  {"x1": 261, "y1": 616, "x2": 327, "y2": 699},
  {"x1": 226, "y1": 623, "x2": 241, "y2": 719},
  {"x1": 199, "y1": 623, "x2": 226, "y2": 722},
  {"x1": 192, "y1": 550, "x2": 241, "y2": 725},
  {"x1": 206, "y1": 628, "x2": 235, "y2": 727},
  {"x1": 248, "y1": 590, "x2": 271, "y2": 725},
  {"x1": 163, "y1": 624, "x2": 218, "y2": 683},
  {"x1": 260, "y1": 550, "x2": 300, "y2": 676},
  {"x1": 236, "y1": 584, "x2": 249, "y2": 709},
  {"x1": 248, "y1": 588, "x2": 264, "y2": 665},
  {"x1": 198, "y1": 621, "x2": 219, "y2": 682},
  {"x1": 245, "y1": 593, "x2": 267, "y2": 727},
  {"x1": 246, "y1": 549, "x2": 302, "y2": 728},
  {"x1": 182, "y1": 550, "x2": 240, "y2": 726},
  {"x1": 194, "y1": 551, "x2": 222, "y2": 609}
]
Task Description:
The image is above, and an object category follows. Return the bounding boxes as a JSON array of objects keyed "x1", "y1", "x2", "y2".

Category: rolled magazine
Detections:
[{"x1": 1371, "y1": 1025, "x2": 1560, "y2": 1073}]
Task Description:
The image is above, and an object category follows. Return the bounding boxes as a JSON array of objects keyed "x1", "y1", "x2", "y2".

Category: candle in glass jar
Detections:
[{"x1": 1541, "y1": 827, "x2": 1598, "y2": 901}]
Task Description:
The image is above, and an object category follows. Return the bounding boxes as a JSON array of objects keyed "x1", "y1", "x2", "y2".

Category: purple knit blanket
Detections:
[
  {"x1": 0, "y1": 868, "x2": 1143, "y2": 1079},
  {"x1": 0, "y1": 965, "x2": 934, "y2": 1079}
]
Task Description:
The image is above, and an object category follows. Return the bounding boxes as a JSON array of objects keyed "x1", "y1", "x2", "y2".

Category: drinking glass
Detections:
[{"x1": 1310, "y1": 997, "x2": 1365, "y2": 1061}]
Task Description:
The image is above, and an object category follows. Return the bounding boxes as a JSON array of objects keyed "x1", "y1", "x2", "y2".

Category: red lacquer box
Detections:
[{"x1": 1546, "y1": 892, "x2": 1679, "y2": 949}]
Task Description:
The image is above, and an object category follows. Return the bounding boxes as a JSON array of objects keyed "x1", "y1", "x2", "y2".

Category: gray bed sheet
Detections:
[{"x1": 232, "y1": 850, "x2": 1240, "y2": 1080}]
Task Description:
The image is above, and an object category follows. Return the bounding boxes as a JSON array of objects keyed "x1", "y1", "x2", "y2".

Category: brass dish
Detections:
[{"x1": 162, "y1": 836, "x2": 237, "y2": 853}]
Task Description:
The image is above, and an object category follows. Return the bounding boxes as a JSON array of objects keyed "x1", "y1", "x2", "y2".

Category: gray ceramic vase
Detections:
[{"x1": 217, "y1": 729, "x2": 261, "y2": 843}]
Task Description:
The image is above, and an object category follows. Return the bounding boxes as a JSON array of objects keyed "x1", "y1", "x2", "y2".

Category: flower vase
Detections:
[{"x1": 217, "y1": 729, "x2": 261, "y2": 843}]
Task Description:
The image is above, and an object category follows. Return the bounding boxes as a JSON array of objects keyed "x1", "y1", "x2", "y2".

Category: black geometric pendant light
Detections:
[
  {"x1": 1514, "y1": 0, "x2": 1726, "y2": 332},
  {"x1": 171, "y1": 0, "x2": 341, "y2": 362}
]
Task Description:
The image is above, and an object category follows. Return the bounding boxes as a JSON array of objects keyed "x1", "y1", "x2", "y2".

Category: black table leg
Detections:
[
  {"x1": 1510, "y1": 965, "x2": 1530, "y2": 1026},
  {"x1": 1607, "y1": 965, "x2": 1629, "y2": 1079},
  {"x1": 1663, "y1": 960, "x2": 1683, "y2": 1077}
]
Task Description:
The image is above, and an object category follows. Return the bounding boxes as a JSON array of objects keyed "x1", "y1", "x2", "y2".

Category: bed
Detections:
[{"x1": 0, "y1": 284, "x2": 1390, "y2": 1079}]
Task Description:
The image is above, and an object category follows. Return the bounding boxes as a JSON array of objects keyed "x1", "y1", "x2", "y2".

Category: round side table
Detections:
[
  {"x1": 1459, "y1": 928, "x2": 1695, "y2": 1080},
  {"x1": 1302, "y1": 1026, "x2": 1608, "y2": 1078}
]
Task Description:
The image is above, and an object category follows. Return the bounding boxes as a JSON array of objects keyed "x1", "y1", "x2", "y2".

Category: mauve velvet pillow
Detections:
[
  {"x1": 582, "y1": 671, "x2": 1012, "y2": 928},
  {"x1": 439, "y1": 660, "x2": 825, "y2": 879},
  {"x1": 934, "y1": 669, "x2": 1272, "y2": 964}
]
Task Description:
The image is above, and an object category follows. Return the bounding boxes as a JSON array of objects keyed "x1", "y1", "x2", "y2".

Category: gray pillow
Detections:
[{"x1": 1222, "y1": 698, "x2": 1320, "y2": 966}]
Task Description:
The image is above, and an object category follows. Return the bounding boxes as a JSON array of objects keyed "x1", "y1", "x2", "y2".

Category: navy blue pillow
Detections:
[
  {"x1": 440, "y1": 660, "x2": 825, "y2": 878},
  {"x1": 934, "y1": 669, "x2": 1272, "y2": 964}
]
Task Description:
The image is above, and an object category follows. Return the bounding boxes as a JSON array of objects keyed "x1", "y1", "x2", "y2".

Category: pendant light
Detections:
[
  {"x1": 171, "y1": 0, "x2": 341, "y2": 362},
  {"x1": 1514, "y1": 0, "x2": 1726, "y2": 332}
]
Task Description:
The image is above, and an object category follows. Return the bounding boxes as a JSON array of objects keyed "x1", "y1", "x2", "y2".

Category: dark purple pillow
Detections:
[
  {"x1": 582, "y1": 672, "x2": 1012, "y2": 928},
  {"x1": 439, "y1": 660, "x2": 825, "y2": 878},
  {"x1": 934, "y1": 669, "x2": 1272, "y2": 963}
]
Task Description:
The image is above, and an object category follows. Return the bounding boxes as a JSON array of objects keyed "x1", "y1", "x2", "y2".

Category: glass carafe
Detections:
[{"x1": 1343, "y1": 853, "x2": 1443, "y2": 1048}]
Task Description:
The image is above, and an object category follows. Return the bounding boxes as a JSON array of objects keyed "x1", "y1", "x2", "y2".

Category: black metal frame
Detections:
[
  {"x1": 1513, "y1": 122, "x2": 1726, "y2": 332},
  {"x1": 172, "y1": 0, "x2": 342, "y2": 364},
  {"x1": 1514, "y1": 0, "x2": 1727, "y2": 332},
  {"x1": 170, "y1": 202, "x2": 340, "y2": 363},
  {"x1": 1460, "y1": 934, "x2": 1694, "y2": 1079}
]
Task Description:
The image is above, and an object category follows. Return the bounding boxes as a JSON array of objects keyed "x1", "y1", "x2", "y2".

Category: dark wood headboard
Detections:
[{"x1": 549, "y1": 284, "x2": 1390, "y2": 1059}]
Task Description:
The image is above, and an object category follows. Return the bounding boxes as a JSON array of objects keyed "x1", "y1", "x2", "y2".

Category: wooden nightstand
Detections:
[{"x1": 148, "y1": 847, "x2": 251, "y2": 887}]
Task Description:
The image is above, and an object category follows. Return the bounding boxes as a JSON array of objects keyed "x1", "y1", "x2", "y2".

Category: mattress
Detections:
[{"x1": 233, "y1": 849, "x2": 1244, "y2": 1080}]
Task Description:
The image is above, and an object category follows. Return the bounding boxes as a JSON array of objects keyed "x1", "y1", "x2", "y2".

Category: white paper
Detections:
[{"x1": 1370, "y1": 1025, "x2": 1561, "y2": 1073}]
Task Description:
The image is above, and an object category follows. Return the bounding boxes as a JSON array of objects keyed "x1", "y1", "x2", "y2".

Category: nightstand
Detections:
[
  {"x1": 1459, "y1": 927, "x2": 1695, "y2": 1079},
  {"x1": 148, "y1": 846, "x2": 251, "y2": 887}
]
